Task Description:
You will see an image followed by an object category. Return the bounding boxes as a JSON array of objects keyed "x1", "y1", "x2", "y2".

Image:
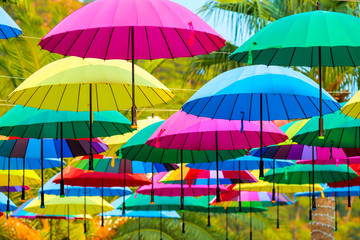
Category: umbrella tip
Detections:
[
  {"x1": 271, "y1": 200, "x2": 276, "y2": 204},
  {"x1": 131, "y1": 125, "x2": 137, "y2": 129},
  {"x1": 150, "y1": 201, "x2": 155, "y2": 205},
  {"x1": 348, "y1": 206, "x2": 352, "y2": 210},
  {"x1": 318, "y1": 136, "x2": 325, "y2": 140},
  {"x1": 60, "y1": 195, "x2": 65, "y2": 198},
  {"x1": 259, "y1": 177, "x2": 264, "y2": 180}
]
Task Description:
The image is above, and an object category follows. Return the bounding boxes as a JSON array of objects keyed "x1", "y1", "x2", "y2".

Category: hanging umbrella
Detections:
[
  {"x1": 229, "y1": 7, "x2": 360, "y2": 137},
  {"x1": 38, "y1": 0, "x2": 225, "y2": 127},
  {"x1": 0, "y1": 6, "x2": 22, "y2": 39},
  {"x1": 181, "y1": 65, "x2": 340, "y2": 180},
  {"x1": 0, "y1": 192, "x2": 16, "y2": 212},
  {"x1": 103, "y1": 116, "x2": 163, "y2": 157},
  {"x1": 7, "y1": 57, "x2": 173, "y2": 172}
]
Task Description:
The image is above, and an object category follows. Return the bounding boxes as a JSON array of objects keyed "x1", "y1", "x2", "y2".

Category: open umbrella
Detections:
[
  {"x1": 8, "y1": 57, "x2": 173, "y2": 172},
  {"x1": 181, "y1": 65, "x2": 340, "y2": 180},
  {"x1": 0, "y1": 6, "x2": 22, "y2": 39},
  {"x1": 229, "y1": 7, "x2": 359, "y2": 137},
  {"x1": 38, "y1": 0, "x2": 225, "y2": 126}
]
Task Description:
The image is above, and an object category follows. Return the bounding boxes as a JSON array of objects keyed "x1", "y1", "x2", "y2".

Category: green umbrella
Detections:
[
  {"x1": 264, "y1": 164, "x2": 358, "y2": 184},
  {"x1": 0, "y1": 105, "x2": 133, "y2": 197},
  {"x1": 120, "y1": 122, "x2": 246, "y2": 164},
  {"x1": 229, "y1": 7, "x2": 358, "y2": 137}
]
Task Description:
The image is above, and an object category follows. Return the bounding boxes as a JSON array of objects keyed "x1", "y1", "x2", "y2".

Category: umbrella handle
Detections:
[
  {"x1": 182, "y1": 212, "x2": 185, "y2": 234},
  {"x1": 21, "y1": 158, "x2": 25, "y2": 202}
]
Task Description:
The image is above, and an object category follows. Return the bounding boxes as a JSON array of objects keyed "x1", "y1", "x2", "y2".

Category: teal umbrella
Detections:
[
  {"x1": 229, "y1": 7, "x2": 357, "y2": 137},
  {"x1": 0, "y1": 105, "x2": 133, "y2": 197}
]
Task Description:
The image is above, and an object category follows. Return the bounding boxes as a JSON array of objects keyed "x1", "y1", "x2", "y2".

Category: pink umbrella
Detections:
[
  {"x1": 146, "y1": 110, "x2": 287, "y2": 203},
  {"x1": 136, "y1": 172, "x2": 228, "y2": 197},
  {"x1": 39, "y1": 0, "x2": 226, "y2": 127}
]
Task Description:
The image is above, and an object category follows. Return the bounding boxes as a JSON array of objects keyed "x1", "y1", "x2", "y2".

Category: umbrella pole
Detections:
[
  {"x1": 259, "y1": 93, "x2": 264, "y2": 180},
  {"x1": 41, "y1": 139, "x2": 45, "y2": 208},
  {"x1": 207, "y1": 178, "x2": 211, "y2": 227},
  {"x1": 182, "y1": 211, "x2": 185, "y2": 234},
  {"x1": 250, "y1": 203, "x2": 252, "y2": 240},
  {"x1": 276, "y1": 186, "x2": 280, "y2": 230},
  {"x1": 89, "y1": 84, "x2": 94, "y2": 171},
  {"x1": 318, "y1": 48, "x2": 324, "y2": 139},
  {"x1": 101, "y1": 179, "x2": 104, "y2": 227},
  {"x1": 215, "y1": 131, "x2": 220, "y2": 202},
  {"x1": 138, "y1": 217, "x2": 141, "y2": 240},
  {"x1": 312, "y1": 146, "x2": 316, "y2": 210},
  {"x1": 151, "y1": 162, "x2": 155, "y2": 204},
  {"x1": 6, "y1": 157, "x2": 10, "y2": 214},
  {"x1": 348, "y1": 158, "x2": 351, "y2": 209},
  {"x1": 335, "y1": 193, "x2": 338, "y2": 232},
  {"x1": 160, "y1": 206, "x2": 162, "y2": 240},
  {"x1": 180, "y1": 151, "x2": 184, "y2": 211},
  {"x1": 308, "y1": 173, "x2": 312, "y2": 223},
  {"x1": 226, "y1": 208, "x2": 228, "y2": 240},
  {"x1": 60, "y1": 122, "x2": 65, "y2": 197},
  {"x1": 131, "y1": 26, "x2": 137, "y2": 129},
  {"x1": 122, "y1": 159, "x2": 126, "y2": 215},
  {"x1": 238, "y1": 161, "x2": 242, "y2": 214},
  {"x1": 21, "y1": 157, "x2": 25, "y2": 202},
  {"x1": 84, "y1": 187, "x2": 87, "y2": 235}
]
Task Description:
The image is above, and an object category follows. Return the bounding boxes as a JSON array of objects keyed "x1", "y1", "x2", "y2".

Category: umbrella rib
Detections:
[
  {"x1": 157, "y1": 87, "x2": 174, "y2": 101},
  {"x1": 265, "y1": 94, "x2": 270, "y2": 120},
  {"x1": 104, "y1": 27, "x2": 114, "y2": 60},
  {"x1": 174, "y1": 28, "x2": 193, "y2": 57},
  {"x1": 0, "y1": 28, "x2": 7, "y2": 39},
  {"x1": 76, "y1": 84, "x2": 81, "y2": 112},
  {"x1": 211, "y1": 95, "x2": 226, "y2": 119},
  {"x1": 165, "y1": 134, "x2": 177, "y2": 150},
  {"x1": 345, "y1": 46, "x2": 356, "y2": 67},
  {"x1": 38, "y1": 123, "x2": 45, "y2": 140},
  {"x1": 112, "y1": 121, "x2": 129, "y2": 136},
  {"x1": 19, "y1": 88, "x2": 38, "y2": 107},
  {"x1": 83, "y1": 28, "x2": 100, "y2": 59},
  {"x1": 98, "y1": 121, "x2": 110, "y2": 137},
  {"x1": 127, "y1": 27, "x2": 131, "y2": 60},
  {"x1": 108, "y1": 84, "x2": 121, "y2": 111},
  {"x1": 204, "y1": 33, "x2": 221, "y2": 51},
  {"x1": 159, "y1": 28, "x2": 174, "y2": 59},
  {"x1": 144, "y1": 26, "x2": 152, "y2": 60},
  {"x1": 267, "y1": 49, "x2": 279, "y2": 67},
  {"x1": 197, "y1": 96, "x2": 212, "y2": 117},
  {"x1": 95, "y1": 84, "x2": 100, "y2": 112},
  {"x1": 71, "y1": 121, "x2": 76, "y2": 139},
  {"x1": 321, "y1": 99, "x2": 332, "y2": 114},
  {"x1": 56, "y1": 84, "x2": 68, "y2": 112},
  {"x1": 293, "y1": 95, "x2": 306, "y2": 119},
  {"x1": 311, "y1": 47, "x2": 314, "y2": 68},
  {"x1": 279, "y1": 95, "x2": 290, "y2": 120},
  {"x1": 194, "y1": 34, "x2": 209, "y2": 55},
  {"x1": 10, "y1": 27, "x2": 20, "y2": 38},
  {"x1": 288, "y1": 48, "x2": 296, "y2": 67},
  {"x1": 49, "y1": 32, "x2": 69, "y2": 53},
  {"x1": 138, "y1": 86, "x2": 154, "y2": 107},
  {"x1": 329, "y1": 48, "x2": 335, "y2": 67},
  {"x1": 248, "y1": 94, "x2": 253, "y2": 121},
  {"x1": 184, "y1": 98, "x2": 200, "y2": 113},
  {"x1": 38, "y1": 85, "x2": 53, "y2": 110},
  {"x1": 305, "y1": 97, "x2": 319, "y2": 116},
  {"x1": 64, "y1": 30, "x2": 84, "y2": 56},
  {"x1": 229, "y1": 94, "x2": 239, "y2": 120},
  {"x1": 242, "y1": 129, "x2": 251, "y2": 149}
]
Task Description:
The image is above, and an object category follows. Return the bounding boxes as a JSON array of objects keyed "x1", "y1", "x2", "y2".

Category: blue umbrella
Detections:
[
  {"x1": 41, "y1": 172, "x2": 132, "y2": 227},
  {"x1": 0, "y1": 6, "x2": 22, "y2": 39},
  {"x1": 187, "y1": 156, "x2": 293, "y2": 171},
  {"x1": 181, "y1": 65, "x2": 340, "y2": 199},
  {"x1": 0, "y1": 156, "x2": 62, "y2": 170},
  {"x1": 0, "y1": 192, "x2": 16, "y2": 213},
  {"x1": 104, "y1": 197, "x2": 180, "y2": 239}
]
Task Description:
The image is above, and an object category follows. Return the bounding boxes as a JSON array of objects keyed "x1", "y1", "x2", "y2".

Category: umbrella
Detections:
[
  {"x1": 8, "y1": 57, "x2": 173, "y2": 172},
  {"x1": 181, "y1": 65, "x2": 340, "y2": 180},
  {"x1": 103, "y1": 115, "x2": 163, "y2": 157},
  {"x1": 24, "y1": 195, "x2": 113, "y2": 234},
  {"x1": 229, "y1": 8, "x2": 359, "y2": 137},
  {"x1": 0, "y1": 192, "x2": 16, "y2": 213},
  {"x1": 0, "y1": 186, "x2": 29, "y2": 192},
  {"x1": 38, "y1": 0, "x2": 225, "y2": 126},
  {"x1": 0, "y1": 6, "x2": 22, "y2": 39}
]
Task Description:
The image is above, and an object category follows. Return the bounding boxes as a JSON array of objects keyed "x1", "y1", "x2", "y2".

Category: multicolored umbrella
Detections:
[
  {"x1": 181, "y1": 65, "x2": 340, "y2": 179},
  {"x1": 0, "y1": 6, "x2": 22, "y2": 39},
  {"x1": 38, "y1": 0, "x2": 225, "y2": 126},
  {"x1": 7, "y1": 57, "x2": 173, "y2": 172},
  {"x1": 229, "y1": 9, "x2": 359, "y2": 137}
]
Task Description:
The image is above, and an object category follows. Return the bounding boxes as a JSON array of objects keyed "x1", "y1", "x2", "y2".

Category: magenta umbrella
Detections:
[
  {"x1": 147, "y1": 110, "x2": 287, "y2": 203},
  {"x1": 136, "y1": 172, "x2": 228, "y2": 197},
  {"x1": 39, "y1": 0, "x2": 226, "y2": 127}
]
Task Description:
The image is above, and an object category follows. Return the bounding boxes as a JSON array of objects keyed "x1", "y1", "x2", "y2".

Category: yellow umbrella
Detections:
[
  {"x1": 103, "y1": 115, "x2": 163, "y2": 157},
  {"x1": 342, "y1": 93, "x2": 360, "y2": 118},
  {"x1": 8, "y1": 57, "x2": 174, "y2": 170},
  {"x1": 0, "y1": 169, "x2": 40, "y2": 186}
]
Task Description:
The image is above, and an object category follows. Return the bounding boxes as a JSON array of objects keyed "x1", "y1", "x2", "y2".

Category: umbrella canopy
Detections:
[
  {"x1": 264, "y1": 164, "x2": 358, "y2": 184},
  {"x1": 327, "y1": 164, "x2": 360, "y2": 188},
  {"x1": 39, "y1": 0, "x2": 225, "y2": 60},
  {"x1": 146, "y1": 110, "x2": 287, "y2": 150},
  {"x1": 53, "y1": 166, "x2": 151, "y2": 188},
  {"x1": 0, "y1": 105, "x2": 133, "y2": 138},
  {"x1": 0, "y1": 156, "x2": 63, "y2": 170},
  {"x1": 0, "y1": 6, "x2": 22, "y2": 39},
  {"x1": 41, "y1": 173, "x2": 132, "y2": 197},
  {"x1": 0, "y1": 192, "x2": 16, "y2": 212},
  {"x1": 229, "y1": 11, "x2": 360, "y2": 67},
  {"x1": 187, "y1": 155, "x2": 294, "y2": 171},
  {"x1": 103, "y1": 116, "x2": 163, "y2": 157},
  {"x1": 181, "y1": 65, "x2": 340, "y2": 120},
  {"x1": 292, "y1": 109, "x2": 360, "y2": 148},
  {"x1": 24, "y1": 195, "x2": 113, "y2": 215},
  {"x1": 160, "y1": 165, "x2": 257, "y2": 184},
  {"x1": 342, "y1": 92, "x2": 360, "y2": 118},
  {"x1": 296, "y1": 158, "x2": 360, "y2": 165},
  {"x1": 103, "y1": 197, "x2": 180, "y2": 218},
  {"x1": 137, "y1": 172, "x2": 228, "y2": 197},
  {"x1": 0, "y1": 138, "x2": 108, "y2": 159},
  {"x1": 8, "y1": 57, "x2": 173, "y2": 112},
  {"x1": 295, "y1": 184, "x2": 360, "y2": 199},
  {"x1": 11, "y1": 199, "x2": 91, "y2": 219},
  {"x1": 0, "y1": 170, "x2": 40, "y2": 186},
  {"x1": 210, "y1": 188, "x2": 293, "y2": 207},
  {"x1": 0, "y1": 186, "x2": 29, "y2": 192},
  {"x1": 73, "y1": 155, "x2": 178, "y2": 174},
  {"x1": 121, "y1": 122, "x2": 246, "y2": 163}
]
